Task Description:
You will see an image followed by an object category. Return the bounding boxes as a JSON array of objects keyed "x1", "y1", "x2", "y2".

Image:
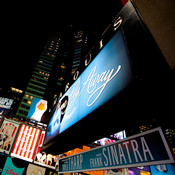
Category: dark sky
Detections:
[{"x1": 0, "y1": 2, "x2": 122, "y2": 91}]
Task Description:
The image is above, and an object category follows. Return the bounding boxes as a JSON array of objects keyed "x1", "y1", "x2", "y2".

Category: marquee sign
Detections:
[
  {"x1": 58, "y1": 128, "x2": 175, "y2": 173},
  {"x1": 45, "y1": 28, "x2": 133, "y2": 144}
]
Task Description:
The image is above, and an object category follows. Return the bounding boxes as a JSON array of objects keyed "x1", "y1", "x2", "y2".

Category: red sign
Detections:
[{"x1": 11, "y1": 124, "x2": 41, "y2": 162}]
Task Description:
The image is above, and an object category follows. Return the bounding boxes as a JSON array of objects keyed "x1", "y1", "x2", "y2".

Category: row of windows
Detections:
[
  {"x1": 26, "y1": 88, "x2": 44, "y2": 97},
  {"x1": 22, "y1": 98, "x2": 32, "y2": 105},
  {"x1": 31, "y1": 76, "x2": 48, "y2": 85},
  {"x1": 18, "y1": 110, "x2": 28, "y2": 116},
  {"x1": 40, "y1": 55, "x2": 55, "y2": 63},
  {"x1": 39, "y1": 58, "x2": 54, "y2": 66},
  {"x1": 21, "y1": 104, "x2": 30, "y2": 110},
  {"x1": 38, "y1": 60, "x2": 53, "y2": 68},
  {"x1": 35, "y1": 68, "x2": 50, "y2": 75},
  {"x1": 33, "y1": 72, "x2": 48, "y2": 80},
  {"x1": 36, "y1": 63, "x2": 52, "y2": 72},
  {"x1": 30, "y1": 80, "x2": 47, "y2": 87},
  {"x1": 25, "y1": 94, "x2": 34, "y2": 99},
  {"x1": 28, "y1": 84, "x2": 45, "y2": 93}
]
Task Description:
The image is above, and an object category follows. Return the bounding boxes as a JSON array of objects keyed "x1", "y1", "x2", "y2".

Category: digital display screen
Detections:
[
  {"x1": 45, "y1": 29, "x2": 132, "y2": 144},
  {"x1": 94, "y1": 130, "x2": 126, "y2": 146},
  {"x1": 0, "y1": 97, "x2": 13, "y2": 116},
  {"x1": 27, "y1": 97, "x2": 48, "y2": 122},
  {"x1": 0, "y1": 119, "x2": 19, "y2": 154},
  {"x1": 150, "y1": 164, "x2": 175, "y2": 175},
  {"x1": 11, "y1": 124, "x2": 41, "y2": 162}
]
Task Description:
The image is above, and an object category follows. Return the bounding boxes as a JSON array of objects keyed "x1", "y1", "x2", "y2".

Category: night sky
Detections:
[{"x1": 0, "y1": 2, "x2": 122, "y2": 91}]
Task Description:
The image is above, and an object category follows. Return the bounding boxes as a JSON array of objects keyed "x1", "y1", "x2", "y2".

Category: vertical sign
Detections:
[
  {"x1": 11, "y1": 124, "x2": 41, "y2": 162},
  {"x1": 0, "y1": 119, "x2": 19, "y2": 154},
  {"x1": 27, "y1": 97, "x2": 48, "y2": 122}
]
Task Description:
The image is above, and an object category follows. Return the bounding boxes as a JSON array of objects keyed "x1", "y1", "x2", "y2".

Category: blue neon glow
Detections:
[{"x1": 45, "y1": 29, "x2": 132, "y2": 143}]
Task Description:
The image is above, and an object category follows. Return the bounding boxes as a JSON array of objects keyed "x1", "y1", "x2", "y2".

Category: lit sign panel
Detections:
[
  {"x1": 94, "y1": 130, "x2": 126, "y2": 146},
  {"x1": 2, "y1": 157, "x2": 26, "y2": 175},
  {"x1": 11, "y1": 124, "x2": 41, "y2": 162},
  {"x1": 45, "y1": 29, "x2": 132, "y2": 143},
  {"x1": 26, "y1": 164, "x2": 46, "y2": 175},
  {"x1": 0, "y1": 97, "x2": 13, "y2": 116},
  {"x1": 0, "y1": 119, "x2": 19, "y2": 154},
  {"x1": 58, "y1": 128, "x2": 175, "y2": 173},
  {"x1": 27, "y1": 97, "x2": 48, "y2": 122}
]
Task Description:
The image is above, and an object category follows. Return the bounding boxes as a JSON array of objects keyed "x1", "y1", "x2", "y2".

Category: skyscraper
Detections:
[
  {"x1": 15, "y1": 26, "x2": 92, "y2": 120},
  {"x1": 16, "y1": 33, "x2": 61, "y2": 119}
]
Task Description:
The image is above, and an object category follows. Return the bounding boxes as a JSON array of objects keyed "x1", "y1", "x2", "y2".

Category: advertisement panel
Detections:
[
  {"x1": 58, "y1": 128, "x2": 175, "y2": 174},
  {"x1": 128, "y1": 166, "x2": 151, "y2": 175},
  {"x1": 26, "y1": 164, "x2": 46, "y2": 175},
  {"x1": 34, "y1": 131, "x2": 57, "y2": 169},
  {"x1": 0, "y1": 119, "x2": 19, "y2": 154},
  {"x1": 1, "y1": 157, "x2": 28, "y2": 175},
  {"x1": 45, "y1": 28, "x2": 132, "y2": 143},
  {"x1": 27, "y1": 97, "x2": 48, "y2": 122},
  {"x1": 34, "y1": 152, "x2": 57, "y2": 169},
  {"x1": 150, "y1": 164, "x2": 175, "y2": 175},
  {"x1": 0, "y1": 97, "x2": 13, "y2": 116},
  {"x1": 11, "y1": 124, "x2": 41, "y2": 162},
  {"x1": 94, "y1": 130, "x2": 126, "y2": 146}
]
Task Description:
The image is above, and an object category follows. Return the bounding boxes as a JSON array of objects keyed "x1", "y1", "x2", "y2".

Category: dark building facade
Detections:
[
  {"x1": 16, "y1": 33, "x2": 61, "y2": 119},
  {"x1": 15, "y1": 26, "x2": 94, "y2": 119}
]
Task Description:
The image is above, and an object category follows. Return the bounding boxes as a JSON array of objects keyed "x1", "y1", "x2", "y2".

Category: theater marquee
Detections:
[{"x1": 58, "y1": 128, "x2": 175, "y2": 173}]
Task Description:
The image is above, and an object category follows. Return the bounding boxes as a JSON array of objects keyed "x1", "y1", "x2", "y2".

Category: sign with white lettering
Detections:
[
  {"x1": 45, "y1": 28, "x2": 132, "y2": 143},
  {"x1": 58, "y1": 128, "x2": 175, "y2": 173},
  {"x1": 11, "y1": 124, "x2": 41, "y2": 162}
]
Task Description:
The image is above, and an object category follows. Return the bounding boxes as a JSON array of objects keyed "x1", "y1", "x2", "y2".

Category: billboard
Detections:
[
  {"x1": 94, "y1": 130, "x2": 126, "y2": 146},
  {"x1": 45, "y1": 28, "x2": 132, "y2": 144},
  {"x1": 43, "y1": 1, "x2": 171, "y2": 154},
  {"x1": 1, "y1": 157, "x2": 28, "y2": 175},
  {"x1": 0, "y1": 97, "x2": 13, "y2": 116},
  {"x1": 34, "y1": 152, "x2": 57, "y2": 169},
  {"x1": 128, "y1": 166, "x2": 151, "y2": 175},
  {"x1": 27, "y1": 97, "x2": 48, "y2": 122},
  {"x1": 150, "y1": 164, "x2": 175, "y2": 175},
  {"x1": 11, "y1": 124, "x2": 41, "y2": 162},
  {"x1": 0, "y1": 119, "x2": 19, "y2": 154},
  {"x1": 26, "y1": 164, "x2": 46, "y2": 175}
]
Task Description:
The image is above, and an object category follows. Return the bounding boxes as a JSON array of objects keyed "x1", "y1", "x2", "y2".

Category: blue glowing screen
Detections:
[{"x1": 45, "y1": 29, "x2": 132, "y2": 143}]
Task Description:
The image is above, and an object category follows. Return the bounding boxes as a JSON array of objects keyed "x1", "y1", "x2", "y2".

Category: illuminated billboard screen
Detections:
[
  {"x1": 94, "y1": 130, "x2": 126, "y2": 146},
  {"x1": 0, "y1": 119, "x2": 19, "y2": 154},
  {"x1": 11, "y1": 124, "x2": 41, "y2": 162},
  {"x1": 150, "y1": 164, "x2": 175, "y2": 175},
  {"x1": 0, "y1": 97, "x2": 13, "y2": 116},
  {"x1": 45, "y1": 29, "x2": 132, "y2": 144},
  {"x1": 43, "y1": 1, "x2": 171, "y2": 154},
  {"x1": 27, "y1": 97, "x2": 48, "y2": 123}
]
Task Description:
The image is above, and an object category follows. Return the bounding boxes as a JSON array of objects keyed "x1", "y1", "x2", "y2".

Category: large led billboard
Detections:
[
  {"x1": 43, "y1": 1, "x2": 171, "y2": 154},
  {"x1": 45, "y1": 29, "x2": 132, "y2": 144},
  {"x1": 11, "y1": 124, "x2": 41, "y2": 162}
]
